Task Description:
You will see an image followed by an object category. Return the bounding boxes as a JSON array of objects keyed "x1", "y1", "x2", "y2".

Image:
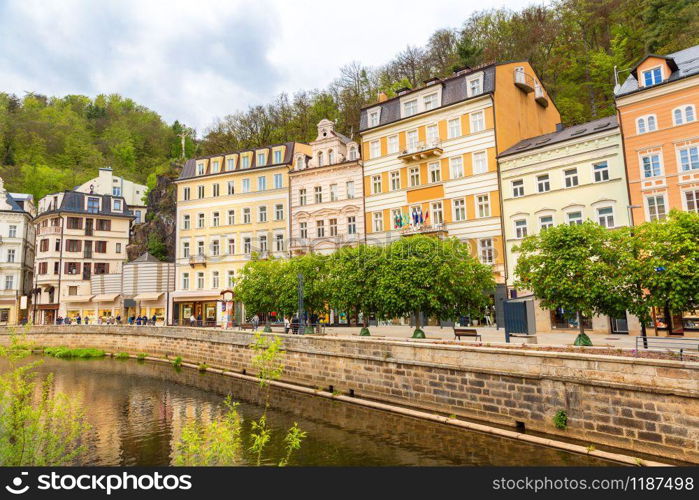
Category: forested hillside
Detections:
[{"x1": 1, "y1": 0, "x2": 696, "y2": 199}]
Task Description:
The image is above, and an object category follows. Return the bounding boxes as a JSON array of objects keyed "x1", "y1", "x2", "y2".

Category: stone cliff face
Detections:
[{"x1": 127, "y1": 167, "x2": 178, "y2": 262}]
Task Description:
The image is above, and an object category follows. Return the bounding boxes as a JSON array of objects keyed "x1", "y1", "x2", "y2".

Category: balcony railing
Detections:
[
  {"x1": 514, "y1": 69, "x2": 535, "y2": 93},
  {"x1": 534, "y1": 83, "x2": 549, "y2": 107},
  {"x1": 189, "y1": 255, "x2": 207, "y2": 266},
  {"x1": 39, "y1": 226, "x2": 62, "y2": 235},
  {"x1": 398, "y1": 141, "x2": 443, "y2": 162},
  {"x1": 85, "y1": 227, "x2": 93, "y2": 236},
  {"x1": 400, "y1": 223, "x2": 447, "y2": 236}
]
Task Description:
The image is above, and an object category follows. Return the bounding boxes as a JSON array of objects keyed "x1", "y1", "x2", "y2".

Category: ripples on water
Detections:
[{"x1": 0, "y1": 357, "x2": 614, "y2": 466}]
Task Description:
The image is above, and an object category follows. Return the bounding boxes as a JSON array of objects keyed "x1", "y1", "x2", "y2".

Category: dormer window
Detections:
[
  {"x1": 113, "y1": 199, "x2": 122, "y2": 212},
  {"x1": 241, "y1": 156, "x2": 250, "y2": 169},
  {"x1": 317, "y1": 151, "x2": 324, "y2": 166},
  {"x1": 196, "y1": 163, "x2": 205, "y2": 175},
  {"x1": 274, "y1": 150, "x2": 282, "y2": 163},
  {"x1": 467, "y1": 73, "x2": 483, "y2": 97},
  {"x1": 368, "y1": 111, "x2": 379, "y2": 127},
  {"x1": 87, "y1": 197, "x2": 100, "y2": 214},
  {"x1": 423, "y1": 93, "x2": 438, "y2": 111},
  {"x1": 296, "y1": 156, "x2": 305, "y2": 169},
  {"x1": 642, "y1": 67, "x2": 662, "y2": 86},
  {"x1": 328, "y1": 150, "x2": 334, "y2": 164},
  {"x1": 348, "y1": 146, "x2": 357, "y2": 161},
  {"x1": 257, "y1": 153, "x2": 266, "y2": 166},
  {"x1": 403, "y1": 99, "x2": 418, "y2": 117},
  {"x1": 226, "y1": 158, "x2": 235, "y2": 171},
  {"x1": 211, "y1": 160, "x2": 220, "y2": 173}
]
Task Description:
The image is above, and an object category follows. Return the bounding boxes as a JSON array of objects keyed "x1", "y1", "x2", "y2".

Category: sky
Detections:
[{"x1": 0, "y1": 0, "x2": 534, "y2": 134}]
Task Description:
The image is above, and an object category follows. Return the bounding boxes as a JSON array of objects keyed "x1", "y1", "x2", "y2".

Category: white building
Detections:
[{"x1": 76, "y1": 167, "x2": 148, "y2": 224}]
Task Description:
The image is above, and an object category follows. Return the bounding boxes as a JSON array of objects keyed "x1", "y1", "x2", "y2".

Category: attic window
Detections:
[
  {"x1": 593, "y1": 121, "x2": 610, "y2": 130},
  {"x1": 642, "y1": 67, "x2": 663, "y2": 86},
  {"x1": 515, "y1": 143, "x2": 530, "y2": 150},
  {"x1": 570, "y1": 128, "x2": 586, "y2": 136}
]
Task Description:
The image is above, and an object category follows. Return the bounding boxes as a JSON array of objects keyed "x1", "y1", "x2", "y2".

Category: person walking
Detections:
[
  {"x1": 252, "y1": 314, "x2": 259, "y2": 331},
  {"x1": 76, "y1": 314, "x2": 82, "y2": 325},
  {"x1": 189, "y1": 314, "x2": 196, "y2": 327},
  {"x1": 284, "y1": 316, "x2": 290, "y2": 334}
]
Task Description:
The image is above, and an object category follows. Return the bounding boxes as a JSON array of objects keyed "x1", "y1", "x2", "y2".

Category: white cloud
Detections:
[{"x1": 0, "y1": 0, "x2": 532, "y2": 134}]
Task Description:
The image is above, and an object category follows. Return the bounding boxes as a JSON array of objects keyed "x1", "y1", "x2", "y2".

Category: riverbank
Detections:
[{"x1": 2, "y1": 325, "x2": 697, "y2": 464}]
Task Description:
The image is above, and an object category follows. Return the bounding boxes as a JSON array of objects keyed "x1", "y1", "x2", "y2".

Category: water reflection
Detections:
[{"x1": 2, "y1": 357, "x2": 613, "y2": 466}]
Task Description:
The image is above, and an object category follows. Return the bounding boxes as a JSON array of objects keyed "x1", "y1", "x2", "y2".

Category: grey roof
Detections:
[
  {"x1": 616, "y1": 44, "x2": 699, "y2": 97},
  {"x1": 42, "y1": 191, "x2": 132, "y2": 218},
  {"x1": 179, "y1": 141, "x2": 298, "y2": 180},
  {"x1": 132, "y1": 253, "x2": 161, "y2": 263},
  {"x1": 499, "y1": 116, "x2": 619, "y2": 158},
  {"x1": 359, "y1": 65, "x2": 496, "y2": 132},
  {"x1": 4, "y1": 193, "x2": 24, "y2": 212}
]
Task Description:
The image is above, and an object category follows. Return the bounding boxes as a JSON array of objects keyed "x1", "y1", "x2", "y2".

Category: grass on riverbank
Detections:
[{"x1": 44, "y1": 347, "x2": 106, "y2": 359}]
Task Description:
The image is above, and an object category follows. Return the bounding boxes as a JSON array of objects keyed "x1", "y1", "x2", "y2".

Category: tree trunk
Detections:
[{"x1": 578, "y1": 311, "x2": 585, "y2": 336}]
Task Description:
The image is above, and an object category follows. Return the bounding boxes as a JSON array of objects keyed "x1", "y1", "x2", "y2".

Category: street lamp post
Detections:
[
  {"x1": 297, "y1": 273, "x2": 304, "y2": 334},
  {"x1": 627, "y1": 204, "x2": 648, "y2": 348}
]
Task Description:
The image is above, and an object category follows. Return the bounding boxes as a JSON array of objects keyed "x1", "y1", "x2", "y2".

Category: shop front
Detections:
[
  {"x1": 133, "y1": 292, "x2": 167, "y2": 324},
  {"x1": 91, "y1": 293, "x2": 121, "y2": 323},
  {"x1": 171, "y1": 291, "x2": 222, "y2": 326},
  {"x1": 651, "y1": 306, "x2": 699, "y2": 337},
  {"x1": 36, "y1": 304, "x2": 59, "y2": 325},
  {"x1": 63, "y1": 295, "x2": 94, "y2": 321}
]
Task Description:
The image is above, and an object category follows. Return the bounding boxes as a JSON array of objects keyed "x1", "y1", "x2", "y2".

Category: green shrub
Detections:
[
  {"x1": 172, "y1": 356, "x2": 183, "y2": 368},
  {"x1": 263, "y1": 325, "x2": 272, "y2": 333},
  {"x1": 137, "y1": 353, "x2": 147, "y2": 361},
  {"x1": 553, "y1": 410, "x2": 568, "y2": 430},
  {"x1": 359, "y1": 327, "x2": 370, "y2": 336},
  {"x1": 114, "y1": 352, "x2": 130, "y2": 360},
  {"x1": 573, "y1": 333, "x2": 593, "y2": 347},
  {"x1": 411, "y1": 328, "x2": 426, "y2": 339},
  {"x1": 44, "y1": 347, "x2": 105, "y2": 359},
  {"x1": 198, "y1": 363, "x2": 208, "y2": 372}
]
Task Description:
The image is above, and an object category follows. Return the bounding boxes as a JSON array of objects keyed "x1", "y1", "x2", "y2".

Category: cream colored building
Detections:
[
  {"x1": 290, "y1": 119, "x2": 364, "y2": 255},
  {"x1": 0, "y1": 179, "x2": 35, "y2": 325},
  {"x1": 32, "y1": 190, "x2": 133, "y2": 324},
  {"x1": 499, "y1": 116, "x2": 639, "y2": 334},
  {"x1": 76, "y1": 167, "x2": 148, "y2": 224},
  {"x1": 172, "y1": 141, "x2": 311, "y2": 326}
]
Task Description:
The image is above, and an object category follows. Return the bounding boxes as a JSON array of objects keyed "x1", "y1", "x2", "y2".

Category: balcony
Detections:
[
  {"x1": 400, "y1": 223, "x2": 448, "y2": 237},
  {"x1": 85, "y1": 227, "x2": 93, "y2": 236},
  {"x1": 39, "y1": 226, "x2": 62, "y2": 235},
  {"x1": 189, "y1": 255, "x2": 207, "y2": 267},
  {"x1": 534, "y1": 83, "x2": 549, "y2": 107},
  {"x1": 83, "y1": 249, "x2": 93, "y2": 259},
  {"x1": 397, "y1": 141, "x2": 443, "y2": 162},
  {"x1": 514, "y1": 69, "x2": 535, "y2": 93}
]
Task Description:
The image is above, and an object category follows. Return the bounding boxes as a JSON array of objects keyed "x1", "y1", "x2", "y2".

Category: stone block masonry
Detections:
[{"x1": 2, "y1": 325, "x2": 698, "y2": 463}]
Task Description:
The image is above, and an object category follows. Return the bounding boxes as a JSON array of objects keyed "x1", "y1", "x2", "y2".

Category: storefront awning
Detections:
[
  {"x1": 134, "y1": 292, "x2": 163, "y2": 301},
  {"x1": 171, "y1": 291, "x2": 221, "y2": 302},
  {"x1": 92, "y1": 293, "x2": 121, "y2": 302},
  {"x1": 64, "y1": 295, "x2": 94, "y2": 303}
]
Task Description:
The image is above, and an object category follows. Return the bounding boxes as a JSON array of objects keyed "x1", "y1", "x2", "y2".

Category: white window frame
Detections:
[
  {"x1": 512, "y1": 179, "x2": 524, "y2": 198},
  {"x1": 566, "y1": 211, "x2": 583, "y2": 225},
  {"x1": 426, "y1": 124, "x2": 439, "y2": 144},
  {"x1": 423, "y1": 93, "x2": 438, "y2": 111},
  {"x1": 372, "y1": 175, "x2": 382, "y2": 195},
  {"x1": 672, "y1": 104, "x2": 696, "y2": 126},
  {"x1": 429, "y1": 162, "x2": 441, "y2": 183},
  {"x1": 677, "y1": 144, "x2": 699, "y2": 172},
  {"x1": 642, "y1": 66, "x2": 663, "y2": 87},
  {"x1": 593, "y1": 161, "x2": 610, "y2": 182},
  {"x1": 431, "y1": 201, "x2": 443, "y2": 224},
  {"x1": 390, "y1": 170, "x2": 401, "y2": 191},
  {"x1": 448, "y1": 117, "x2": 461, "y2": 139},
  {"x1": 449, "y1": 157, "x2": 464, "y2": 179},
  {"x1": 274, "y1": 173, "x2": 283, "y2": 189},
  {"x1": 640, "y1": 152, "x2": 663, "y2": 178},
  {"x1": 370, "y1": 140, "x2": 380, "y2": 159},
  {"x1": 409, "y1": 166, "x2": 421, "y2": 186},
  {"x1": 453, "y1": 198, "x2": 466, "y2": 221},
  {"x1": 472, "y1": 151, "x2": 487, "y2": 174},
  {"x1": 683, "y1": 188, "x2": 699, "y2": 213},
  {"x1": 537, "y1": 174, "x2": 550, "y2": 193},
  {"x1": 596, "y1": 206, "x2": 615, "y2": 228},
  {"x1": 403, "y1": 99, "x2": 418, "y2": 118},
  {"x1": 372, "y1": 212, "x2": 383, "y2": 232},
  {"x1": 476, "y1": 193, "x2": 490, "y2": 218},
  {"x1": 257, "y1": 176, "x2": 266, "y2": 191},
  {"x1": 275, "y1": 204, "x2": 284, "y2": 221},
  {"x1": 514, "y1": 219, "x2": 528, "y2": 239},
  {"x1": 387, "y1": 135, "x2": 399, "y2": 154},
  {"x1": 470, "y1": 110, "x2": 485, "y2": 133},
  {"x1": 478, "y1": 238, "x2": 493, "y2": 265},
  {"x1": 539, "y1": 215, "x2": 554, "y2": 230},
  {"x1": 645, "y1": 194, "x2": 667, "y2": 221},
  {"x1": 242, "y1": 178, "x2": 250, "y2": 193},
  {"x1": 467, "y1": 73, "x2": 483, "y2": 97},
  {"x1": 563, "y1": 168, "x2": 579, "y2": 188}
]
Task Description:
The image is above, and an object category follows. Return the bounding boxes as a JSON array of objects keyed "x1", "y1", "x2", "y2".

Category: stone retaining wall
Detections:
[{"x1": 2, "y1": 325, "x2": 698, "y2": 463}]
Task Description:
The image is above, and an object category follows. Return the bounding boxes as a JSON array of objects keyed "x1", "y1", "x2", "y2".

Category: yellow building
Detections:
[
  {"x1": 359, "y1": 62, "x2": 561, "y2": 292},
  {"x1": 172, "y1": 142, "x2": 311, "y2": 325}
]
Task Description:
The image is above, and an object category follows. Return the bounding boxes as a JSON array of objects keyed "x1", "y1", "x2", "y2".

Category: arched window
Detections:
[
  {"x1": 675, "y1": 108, "x2": 684, "y2": 125},
  {"x1": 686, "y1": 106, "x2": 696, "y2": 123},
  {"x1": 317, "y1": 151, "x2": 324, "y2": 166},
  {"x1": 647, "y1": 115, "x2": 656, "y2": 131},
  {"x1": 637, "y1": 117, "x2": 646, "y2": 134},
  {"x1": 348, "y1": 147, "x2": 357, "y2": 161},
  {"x1": 328, "y1": 150, "x2": 334, "y2": 164},
  {"x1": 296, "y1": 156, "x2": 304, "y2": 169}
]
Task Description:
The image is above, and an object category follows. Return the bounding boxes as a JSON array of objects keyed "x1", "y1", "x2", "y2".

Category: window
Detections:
[
  {"x1": 346, "y1": 181, "x2": 355, "y2": 199},
  {"x1": 567, "y1": 211, "x2": 583, "y2": 225},
  {"x1": 679, "y1": 145, "x2": 699, "y2": 171},
  {"x1": 96, "y1": 219, "x2": 111, "y2": 231},
  {"x1": 468, "y1": 77, "x2": 482, "y2": 96},
  {"x1": 227, "y1": 181, "x2": 235, "y2": 195},
  {"x1": 674, "y1": 105, "x2": 696, "y2": 125},
  {"x1": 182, "y1": 215, "x2": 190, "y2": 229},
  {"x1": 211, "y1": 240, "x2": 220, "y2": 256},
  {"x1": 299, "y1": 189, "x2": 307, "y2": 206},
  {"x1": 182, "y1": 273, "x2": 189, "y2": 290},
  {"x1": 368, "y1": 111, "x2": 379, "y2": 127},
  {"x1": 431, "y1": 201, "x2": 443, "y2": 224},
  {"x1": 197, "y1": 240, "x2": 204, "y2": 256},
  {"x1": 258, "y1": 206, "x2": 267, "y2": 222},
  {"x1": 112, "y1": 199, "x2": 122, "y2": 211},
  {"x1": 241, "y1": 156, "x2": 250, "y2": 169},
  {"x1": 317, "y1": 151, "x2": 324, "y2": 166},
  {"x1": 8, "y1": 225, "x2": 16, "y2": 238},
  {"x1": 370, "y1": 141, "x2": 380, "y2": 159},
  {"x1": 296, "y1": 156, "x2": 305, "y2": 169},
  {"x1": 512, "y1": 179, "x2": 524, "y2": 198},
  {"x1": 87, "y1": 197, "x2": 100, "y2": 213},
  {"x1": 212, "y1": 271, "x2": 219, "y2": 289},
  {"x1": 38, "y1": 262, "x2": 48, "y2": 274},
  {"x1": 64, "y1": 262, "x2": 80, "y2": 275},
  {"x1": 473, "y1": 151, "x2": 487, "y2": 174},
  {"x1": 228, "y1": 270, "x2": 235, "y2": 287},
  {"x1": 372, "y1": 175, "x2": 382, "y2": 194},
  {"x1": 95, "y1": 241, "x2": 107, "y2": 253},
  {"x1": 347, "y1": 216, "x2": 357, "y2": 235},
  {"x1": 258, "y1": 176, "x2": 266, "y2": 191},
  {"x1": 404, "y1": 166, "x2": 418, "y2": 187},
  {"x1": 212, "y1": 184, "x2": 220, "y2": 197},
  {"x1": 116, "y1": 243, "x2": 122, "y2": 253},
  {"x1": 55, "y1": 239, "x2": 60, "y2": 251},
  {"x1": 228, "y1": 210, "x2": 235, "y2": 225},
  {"x1": 539, "y1": 215, "x2": 554, "y2": 230},
  {"x1": 314, "y1": 186, "x2": 323, "y2": 204},
  {"x1": 388, "y1": 171, "x2": 401, "y2": 191},
  {"x1": 514, "y1": 219, "x2": 528, "y2": 239},
  {"x1": 685, "y1": 189, "x2": 699, "y2": 213},
  {"x1": 641, "y1": 153, "x2": 662, "y2": 178},
  {"x1": 182, "y1": 187, "x2": 190, "y2": 201},
  {"x1": 67, "y1": 217, "x2": 82, "y2": 229},
  {"x1": 564, "y1": 168, "x2": 579, "y2": 188},
  {"x1": 7, "y1": 249, "x2": 15, "y2": 263},
  {"x1": 259, "y1": 235, "x2": 267, "y2": 253},
  {"x1": 275, "y1": 204, "x2": 284, "y2": 221},
  {"x1": 270, "y1": 233, "x2": 281, "y2": 252},
  {"x1": 211, "y1": 161, "x2": 220, "y2": 173},
  {"x1": 329, "y1": 218, "x2": 338, "y2": 237},
  {"x1": 274, "y1": 173, "x2": 283, "y2": 189},
  {"x1": 450, "y1": 157, "x2": 464, "y2": 179},
  {"x1": 257, "y1": 153, "x2": 266, "y2": 166},
  {"x1": 476, "y1": 194, "x2": 490, "y2": 218},
  {"x1": 94, "y1": 263, "x2": 109, "y2": 275},
  {"x1": 197, "y1": 272, "x2": 204, "y2": 290},
  {"x1": 647, "y1": 195, "x2": 666, "y2": 221},
  {"x1": 300, "y1": 222, "x2": 308, "y2": 239},
  {"x1": 597, "y1": 207, "x2": 615, "y2": 228},
  {"x1": 407, "y1": 130, "x2": 418, "y2": 151},
  {"x1": 403, "y1": 99, "x2": 417, "y2": 117},
  {"x1": 195, "y1": 185, "x2": 203, "y2": 199},
  {"x1": 112, "y1": 186, "x2": 122, "y2": 197},
  {"x1": 244, "y1": 238, "x2": 252, "y2": 254},
  {"x1": 470, "y1": 111, "x2": 484, "y2": 133},
  {"x1": 448, "y1": 118, "x2": 461, "y2": 139},
  {"x1": 330, "y1": 184, "x2": 338, "y2": 201},
  {"x1": 226, "y1": 158, "x2": 235, "y2": 171},
  {"x1": 182, "y1": 242, "x2": 190, "y2": 258},
  {"x1": 537, "y1": 174, "x2": 550, "y2": 192},
  {"x1": 373, "y1": 212, "x2": 383, "y2": 232},
  {"x1": 66, "y1": 240, "x2": 81, "y2": 252},
  {"x1": 134, "y1": 211, "x2": 141, "y2": 224},
  {"x1": 348, "y1": 146, "x2": 358, "y2": 161},
  {"x1": 423, "y1": 93, "x2": 438, "y2": 110},
  {"x1": 391, "y1": 209, "x2": 401, "y2": 229},
  {"x1": 68, "y1": 286, "x2": 78, "y2": 296},
  {"x1": 426, "y1": 125, "x2": 439, "y2": 144},
  {"x1": 382, "y1": 135, "x2": 397, "y2": 155},
  {"x1": 242, "y1": 178, "x2": 250, "y2": 193},
  {"x1": 228, "y1": 239, "x2": 235, "y2": 254},
  {"x1": 328, "y1": 150, "x2": 335, "y2": 165},
  {"x1": 197, "y1": 163, "x2": 205, "y2": 175},
  {"x1": 274, "y1": 150, "x2": 282, "y2": 164},
  {"x1": 197, "y1": 213, "x2": 205, "y2": 228},
  {"x1": 637, "y1": 115, "x2": 657, "y2": 134},
  {"x1": 243, "y1": 208, "x2": 251, "y2": 224},
  {"x1": 316, "y1": 220, "x2": 325, "y2": 238},
  {"x1": 212, "y1": 212, "x2": 219, "y2": 227},
  {"x1": 429, "y1": 162, "x2": 441, "y2": 183},
  {"x1": 453, "y1": 199, "x2": 466, "y2": 221},
  {"x1": 642, "y1": 67, "x2": 662, "y2": 86},
  {"x1": 479, "y1": 238, "x2": 493, "y2": 264},
  {"x1": 593, "y1": 161, "x2": 609, "y2": 182}
]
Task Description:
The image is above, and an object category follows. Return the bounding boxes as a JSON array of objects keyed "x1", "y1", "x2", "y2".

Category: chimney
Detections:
[
  {"x1": 396, "y1": 87, "x2": 411, "y2": 96},
  {"x1": 377, "y1": 92, "x2": 388, "y2": 103},
  {"x1": 453, "y1": 65, "x2": 471, "y2": 76}
]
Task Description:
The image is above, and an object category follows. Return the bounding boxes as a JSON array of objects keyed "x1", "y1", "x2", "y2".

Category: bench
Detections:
[
  {"x1": 453, "y1": 327, "x2": 481, "y2": 341},
  {"x1": 509, "y1": 333, "x2": 538, "y2": 344},
  {"x1": 238, "y1": 323, "x2": 255, "y2": 331}
]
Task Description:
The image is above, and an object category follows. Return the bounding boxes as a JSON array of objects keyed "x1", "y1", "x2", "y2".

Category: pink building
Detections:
[{"x1": 289, "y1": 119, "x2": 364, "y2": 254}]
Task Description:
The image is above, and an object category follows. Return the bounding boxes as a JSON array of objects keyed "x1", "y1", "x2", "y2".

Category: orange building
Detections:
[{"x1": 615, "y1": 44, "x2": 699, "y2": 336}]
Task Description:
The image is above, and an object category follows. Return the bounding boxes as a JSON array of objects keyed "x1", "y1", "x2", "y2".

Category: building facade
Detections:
[
  {"x1": 32, "y1": 190, "x2": 132, "y2": 324},
  {"x1": 615, "y1": 44, "x2": 699, "y2": 336},
  {"x1": 499, "y1": 116, "x2": 640, "y2": 334},
  {"x1": 172, "y1": 142, "x2": 311, "y2": 326},
  {"x1": 0, "y1": 179, "x2": 35, "y2": 325},
  {"x1": 289, "y1": 119, "x2": 364, "y2": 255},
  {"x1": 359, "y1": 62, "x2": 561, "y2": 289},
  {"x1": 76, "y1": 167, "x2": 148, "y2": 224}
]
